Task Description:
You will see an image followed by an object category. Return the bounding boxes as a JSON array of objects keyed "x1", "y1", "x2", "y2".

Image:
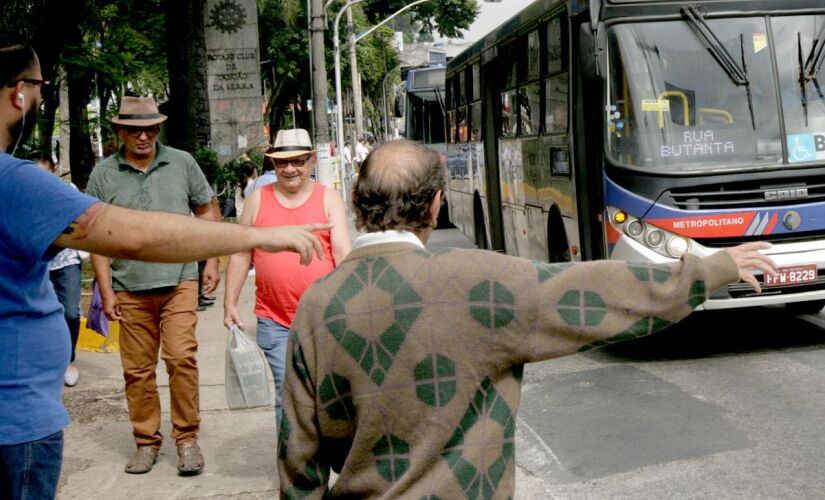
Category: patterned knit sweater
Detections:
[{"x1": 278, "y1": 243, "x2": 739, "y2": 499}]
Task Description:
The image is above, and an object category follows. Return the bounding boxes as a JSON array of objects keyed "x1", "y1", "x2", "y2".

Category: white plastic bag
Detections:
[{"x1": 225, "y1": 325, "x2": 273, "y2": 409}]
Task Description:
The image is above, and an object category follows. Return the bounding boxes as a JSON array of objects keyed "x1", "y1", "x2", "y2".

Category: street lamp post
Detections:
[{"x1": 333, "y1": 0, "x2": 365, "y2": 209}]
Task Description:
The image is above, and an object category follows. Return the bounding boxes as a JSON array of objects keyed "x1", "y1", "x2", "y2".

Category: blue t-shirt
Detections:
[{"x1": 0, "y1": 152, "x2": 96, "y2": 445}]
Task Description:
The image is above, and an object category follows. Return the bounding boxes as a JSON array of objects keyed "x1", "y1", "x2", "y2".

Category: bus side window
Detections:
[
  {"x1": 527, "y1": 30, "x2": 540, "y2": 81},
  {"x1": 519, "y1": 83, "x2": 541, "y2": 136},
  {"x1": 545, "y1": 74, "x2": 568, "y2": 134},
  {"x1": 457, "y1": 106, "x2": 468, "y2": 142},
  {"x1": 547, "y1": 17, "x2": 565, "y2": 75},
  {"x1": 472, "y1": 63, "x2": 481, "y2": 102},
  {"x1": 448, "y1": 109, "x2": 457, "y2": 144},
  {"x1": 501, "y1": 90, "x2": 517, "y2": 137},
  {"x1": 471, "y1": 101, "x2": 482, "y2": 141}
]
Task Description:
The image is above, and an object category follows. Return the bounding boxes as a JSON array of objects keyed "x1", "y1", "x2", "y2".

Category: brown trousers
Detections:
[{"x1": 116, "y1": 280, "x2": 200, "y2": 447}]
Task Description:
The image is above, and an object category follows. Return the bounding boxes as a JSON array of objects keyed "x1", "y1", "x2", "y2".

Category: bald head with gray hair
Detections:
[{"x1": 352, "y1": 139, "x2": 445, "y2": 233}]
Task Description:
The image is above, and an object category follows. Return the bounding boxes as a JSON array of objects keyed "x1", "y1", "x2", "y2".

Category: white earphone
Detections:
[{"x1": 17, "y1": 93, "x2": 24, "y2": 105}]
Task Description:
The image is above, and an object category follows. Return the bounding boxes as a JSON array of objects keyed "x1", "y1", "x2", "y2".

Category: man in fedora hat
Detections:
[
  {"x1": 0, "y1": 38, "x2": 329, "y2": 499},
  {"x1": 224, "y1": 128, "x2": 351, "y2": 430},
  {"x1": 86, "y1": 96, "x2": 222, "y2": 475}
]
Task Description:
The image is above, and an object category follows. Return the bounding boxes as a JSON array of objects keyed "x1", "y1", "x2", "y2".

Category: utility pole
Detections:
[
  {"x1": 310, "y1": 0, "x2": 334, "y2": 188},
  {"x1": 347, "y1": 8, "x2": 365, "y2": 143}
]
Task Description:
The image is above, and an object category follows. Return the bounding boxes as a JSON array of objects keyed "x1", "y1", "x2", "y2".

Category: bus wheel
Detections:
[
  {"x1": 785, "y1": 300, "x2": 825, "y2": 315},
  {"x1": 473, "y1": 196, "x2": 488, "y2": 249},
  {"x1": 437, "y1": 197, "x2": 454, "y2": 229},
  {"x1": 547, "y1": 210, "x2": 571, "y2": 263}
]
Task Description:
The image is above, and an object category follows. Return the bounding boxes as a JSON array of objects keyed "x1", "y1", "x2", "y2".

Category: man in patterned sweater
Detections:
[{"x1": 278, "y1": 140, "x2": 777, "y2": 499}]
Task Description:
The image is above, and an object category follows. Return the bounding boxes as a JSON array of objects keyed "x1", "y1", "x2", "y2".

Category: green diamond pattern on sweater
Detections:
[
  {"x1": 319, "y1": 373, "x2": 356, "y2": 420},
  {"x1": 323, "y1": 257, "x2": 423, "y2": 385},
  {"x1": 533, "y1": 262, "x2": 573, "y2": 283},
  {"x1": 441, "y1": 377, "x2": 515, "y2": 499},
  {"x1": 414, "y1": 354, "x2": 457, "y2": 407},
  {"x1": 628, "y1": 263, "x2": 672, "y2": 283},
  {"x1": 281, "y1": 415, "x2": 329, "y2": 499},
  {"x1": 557, "y1": 290, "x2": 607, "y2": 327},
  {"x1": 373, "y1": 434, "x2": 410, "y2": 483},
  {"x1": 577, "y1": 316, "x2": 673, "y2": 352},
  {"x1": 469, "y1": 280, "x2": 516, "y2": 328},
  {"x1": 687, "y1": 280, "x2": 706, "y2": 308}
]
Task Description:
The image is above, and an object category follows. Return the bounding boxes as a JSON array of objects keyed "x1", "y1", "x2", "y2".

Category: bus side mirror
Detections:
[
  {"x1": 578, "y1": 22, "x2": 607, "y2": 79},
  {"x1": 595, "y1": 22, "x2": 607, "y2": 77}
]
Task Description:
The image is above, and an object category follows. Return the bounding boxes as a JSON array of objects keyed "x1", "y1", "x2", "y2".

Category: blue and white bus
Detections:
[{"x1": 446, "y1": 0, "x2": 825, "y2": 313}]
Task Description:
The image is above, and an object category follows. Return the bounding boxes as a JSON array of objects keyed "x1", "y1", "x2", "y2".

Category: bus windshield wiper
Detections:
[
  {"x1": 682, "y1": 6, "x2": 755, "y2": 129},
  {"x1": 798, "y1": 26, "x2": 825, "y2": 127},
  {"x1": 803, "y1": 23, "x2": 825, "y2": 78}
]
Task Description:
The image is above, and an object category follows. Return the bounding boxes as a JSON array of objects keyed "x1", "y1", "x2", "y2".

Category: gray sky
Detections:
[
  {"x1": 435, "y1": 0, "x2": 536, "y2": 55},
  {"x1": 459, "y1": 0, "x2": 536, "y2": 43}
]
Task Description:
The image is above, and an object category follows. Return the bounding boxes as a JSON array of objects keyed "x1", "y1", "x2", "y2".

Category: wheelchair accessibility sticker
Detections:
[{"x1": 788, "y1": 133, "x2": 825, "y2": 163}]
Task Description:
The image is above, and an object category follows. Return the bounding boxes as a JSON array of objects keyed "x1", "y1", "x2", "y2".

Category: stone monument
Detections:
[{"x1": 204, "y1": 0, "x2": 266, "y2": 162}]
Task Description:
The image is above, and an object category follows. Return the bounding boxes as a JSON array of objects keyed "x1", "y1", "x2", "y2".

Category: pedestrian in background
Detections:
[
  {"x1": 0, "y1": 37, "x2": 329, "y2": 500},
  {"x1": 86, "y1": 96, "x2": 222, "y2": 476},
  {"x1": 36, "y1": 155, "x2": 83, "y2": 387},
  {"x1": 277, "y1": 139, "x2": 778, "y2": 498},
  {"x1": 354, "y1": 136, "x2": 369, "y2": 171},
  {"x1": 342, "y1": 141, "x2": 353, "y2": 184},
  {"x1": 224, "y1": 128, "x2": 351, "y2": 430},
  {"x1": 246, "y1": 148, "x2": 277, "y2": 196},
  {"x1": 234, "y1": 160, "x2": 257, "y2": 219}
]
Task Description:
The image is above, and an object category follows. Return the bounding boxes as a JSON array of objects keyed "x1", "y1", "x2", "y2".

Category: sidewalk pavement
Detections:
[{"x1": 57, "y1": 218, "x2": 547, "y2": 499}]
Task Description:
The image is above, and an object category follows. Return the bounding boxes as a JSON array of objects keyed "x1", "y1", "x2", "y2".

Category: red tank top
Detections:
[{"x1": 252, "y1": 182, "x2": 334, "y2": 326}]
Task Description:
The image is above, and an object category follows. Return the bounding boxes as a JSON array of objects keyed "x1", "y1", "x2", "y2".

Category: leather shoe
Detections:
[
  {"x1": 177, "y1": 440, "x2": 205, "y2": 475},
  {"x1": 125, "y1": 446, "x2": 158, "y2": 474}
]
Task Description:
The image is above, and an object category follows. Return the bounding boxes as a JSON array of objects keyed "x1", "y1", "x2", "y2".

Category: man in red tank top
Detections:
[{"x1": 223, "y1": 129, "x2": 351, "y2": 430}]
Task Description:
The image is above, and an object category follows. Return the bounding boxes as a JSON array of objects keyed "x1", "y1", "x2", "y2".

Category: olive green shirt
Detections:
[{"x1": 86, "y1": 143, "x2": 213, "y2": 292}]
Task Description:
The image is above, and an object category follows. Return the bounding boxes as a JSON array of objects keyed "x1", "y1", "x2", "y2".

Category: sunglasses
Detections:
[
  {"x1": 122, "y1": 126, "x2": 160, "y2": 138},
  {"x1": 5, "y1": 78, "x2": 51, "y2": 88},
  {"x1": 274, "y1": 157, "x2": 311, "y2": 168}
]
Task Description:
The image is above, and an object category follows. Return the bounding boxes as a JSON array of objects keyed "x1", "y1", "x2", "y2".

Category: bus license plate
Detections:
[{"x1": 764, "y1": 264, "x2": 817, "y2": 287}]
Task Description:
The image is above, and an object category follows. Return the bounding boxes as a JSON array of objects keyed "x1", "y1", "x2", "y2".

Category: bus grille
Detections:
[
  {"x1": 694, "y1": 231, "x2": 825, "y2": 248},
  {"x1": 665, "y1": 177, "x2": 825, "y2": 210}
]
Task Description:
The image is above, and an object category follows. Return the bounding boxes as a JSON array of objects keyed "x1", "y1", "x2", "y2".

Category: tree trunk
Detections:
[
  {"x1": 165, "y1": 0, "x2": 211, "y2": 153},
  {"x1": 310, "y1": 0, "x2": 330, "y2": 144},
  {"x1": 64, "y1": 20, "x2": 95, "y2": 189}
]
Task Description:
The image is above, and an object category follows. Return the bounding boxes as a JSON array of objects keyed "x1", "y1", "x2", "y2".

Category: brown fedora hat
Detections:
[
  {"x1": 110, "y1": 96, "x2": 167, "y2": 126},
  {"x1": 264, "y1": 129, "x2": 315, "y2": 159}
]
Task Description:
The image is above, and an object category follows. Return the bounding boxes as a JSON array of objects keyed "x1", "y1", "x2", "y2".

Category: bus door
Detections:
[{"x1": 481, "y1": 48, "x2": 506, "y2": 252}]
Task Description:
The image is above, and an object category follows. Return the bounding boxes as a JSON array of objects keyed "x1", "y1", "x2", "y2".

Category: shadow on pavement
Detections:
[{"x1": 588, "y1": 307, "x2": 825, "y2": 362}]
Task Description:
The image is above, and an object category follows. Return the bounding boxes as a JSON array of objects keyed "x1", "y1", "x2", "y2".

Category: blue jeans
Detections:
[
  {"x1": 0, "y1": 430, "x2": 63, "y2": 500},
  {"x1": 50, "y1": 263, "x2": 82, "y2": 362},
  {"x1": 256, "y1": 317, "x2": 289, "y2": 429}
]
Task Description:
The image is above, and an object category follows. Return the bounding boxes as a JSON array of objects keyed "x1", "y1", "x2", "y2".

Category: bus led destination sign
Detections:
[{"x1": 660, "y1": 130, "x2": 735, "y2": 158}]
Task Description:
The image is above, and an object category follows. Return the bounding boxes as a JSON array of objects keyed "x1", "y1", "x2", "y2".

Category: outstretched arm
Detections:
[{"x1": 53, "y1": 202, "x2": 329, "y2": 265}]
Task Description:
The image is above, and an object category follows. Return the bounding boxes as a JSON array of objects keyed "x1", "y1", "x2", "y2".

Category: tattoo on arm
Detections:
[{"x1": 63, "y1": 202, "x2": 105, "y2": 240}]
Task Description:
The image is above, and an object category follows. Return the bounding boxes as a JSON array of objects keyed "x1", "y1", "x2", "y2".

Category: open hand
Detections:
[{"x1": 723, "y1": 241, "x2": 778, "y2": 294}]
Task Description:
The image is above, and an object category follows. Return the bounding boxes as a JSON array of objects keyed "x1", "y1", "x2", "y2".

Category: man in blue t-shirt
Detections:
[{"x1": 0, "y1": 37, "x2": 331, "y2": 500}]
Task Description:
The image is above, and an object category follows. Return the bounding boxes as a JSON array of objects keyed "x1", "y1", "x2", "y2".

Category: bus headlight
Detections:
[
  {"x1": 645, "y1": 229, "x2": 664, "y2": 247},
  {"x1": 626, "y1": 220, "x2": 644, "y2": 237},
  {"x1": 608, "y1": 206, "x2": 694, "y2": 259},
  {"x1": 666, "y1": 236, "x2": 690, "y2": 258}
]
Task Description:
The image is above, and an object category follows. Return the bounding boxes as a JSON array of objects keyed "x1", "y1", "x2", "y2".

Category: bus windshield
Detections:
[{"x1": 607, "y1": 17, "x2": 782, "y2": 172}]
